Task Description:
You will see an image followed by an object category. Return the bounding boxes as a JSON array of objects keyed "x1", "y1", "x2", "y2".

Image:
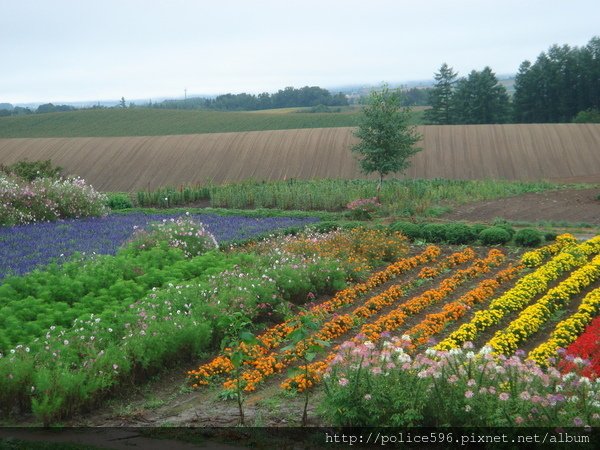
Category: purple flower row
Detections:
[{"x1": 0, "y1": 212, "x2": 319, "y2": 280}]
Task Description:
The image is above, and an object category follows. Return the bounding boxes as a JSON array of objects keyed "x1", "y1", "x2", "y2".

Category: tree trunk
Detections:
[{"x1": 376, "y1": 173, "x2": 383, "y2": 201}]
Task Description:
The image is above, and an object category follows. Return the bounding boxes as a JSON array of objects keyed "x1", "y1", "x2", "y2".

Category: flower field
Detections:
[
  {"x1": 0, "y1": 212, "x2": 319, "y2": 280},
  {"x1": 1, "y1": 210, "x2": 600, "y2": 428},
  {"x1": 185, "y1": 232, "x2": 600, "y2": 428}
]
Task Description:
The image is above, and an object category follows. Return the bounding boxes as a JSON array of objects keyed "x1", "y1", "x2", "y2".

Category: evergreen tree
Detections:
[
  {"x1": 452, "y1": 67, "x2": 510, "y2": 124},
  {"x1": 512, "y1": 36, "x2": 600, "y2": 123},
  {"x1": 512, "y1": 61, "x2": 536, "y2": 122},
  {"x1": 424, "y1": 63, "x2": 458, "y2": 124}
]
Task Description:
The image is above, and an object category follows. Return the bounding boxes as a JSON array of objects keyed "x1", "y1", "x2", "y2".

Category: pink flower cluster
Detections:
[{"x1": 346, "y1": 197, "x2": 381, "y2": 211}]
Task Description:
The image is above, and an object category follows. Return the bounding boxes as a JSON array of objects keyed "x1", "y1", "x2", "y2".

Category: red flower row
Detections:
[{"x1": 559, "y1": 315, "x2": 600, "y2": 379}]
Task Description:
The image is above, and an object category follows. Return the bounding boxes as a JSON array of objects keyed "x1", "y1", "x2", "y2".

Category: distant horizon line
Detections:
[{"x1": 3, "y1": 73, "x2": 517, "y2": 108}]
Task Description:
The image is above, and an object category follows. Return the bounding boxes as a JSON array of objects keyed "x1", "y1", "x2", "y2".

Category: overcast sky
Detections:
[{"x1": 1, "y1": 0, "x2": 599, "y2": 104}]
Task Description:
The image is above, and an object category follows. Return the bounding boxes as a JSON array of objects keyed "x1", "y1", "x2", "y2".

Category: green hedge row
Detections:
[{"x1": 389, "y1": 221, "x2": 547, "y2": 246}]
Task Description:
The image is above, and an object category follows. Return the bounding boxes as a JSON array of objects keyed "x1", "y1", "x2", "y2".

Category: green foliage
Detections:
[
  {"x1": 308, "y1": 221, "x2": 341, "y2": 233},
  {"x1": 106, "y1": 193, "x2": 133, "y2": 209},
  {"x1": 320, "y1": 346, "x2": 427, "y2": 426},
  {"x1": 574, "y1": 108, "x2": 600, "y2": 123},
  {"x1": 136, "y1": 179, "x2": 564, "y2": 215},
  {"x1": 443, "y1": 223, "x2": 477, "y2": 245},
  {"x1": 424, "y1": 63, "x2": 458, "y2": 125},
  {"x1": 352, "y1": 85, "x2": 422, "y2": 188},
  {"x1": 0, "y1": 227, "x2": 355, "y2": 423},
  {"x1": 514, "y1": 228, "x2": 543, "y2": 247},
  {"x1": 389, "y1": 221, "x2": 422, "y2": 240},
  {"x1": 470, "y1": 223, "x2": 489, "y2": 236},
  {"x1": 492, "y1": 219, "x2": 516, "y2": 237},
  {"x1": 513, "y1": 37, "x2": 600, "y2": 123},
  {"x1": 0, "y1": 159, "x2": 62, "y2": 181},
  {"x1": 0, "y1": 108, "x2": 364, "y2": 138},
  {"x1": 136, "y1": 185, "x2": 211, "y2": 208},
  {"x1": 0, "y1": 174, "x2": 109, "y2": 226},
  {"x1": 421, "y1": 223, "x2": 447, "y2": 243},
  {"x1": 479, "y1": 226, "x2": 512, "y2": 245},
  {"x1": 124, "y1": 216, "x2": 218, "y2": 258},
  {"x1": 0, "y1": 247, "x2": 236, "y2": 352},
  {"x1": 452, "y1": 67, "x2": 511, "y2": 124},
  {"x1": 544, "y1": 232, "x2": 558, "y2": 242}
]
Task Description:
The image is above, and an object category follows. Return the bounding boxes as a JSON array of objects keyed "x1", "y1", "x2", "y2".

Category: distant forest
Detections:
[{"x1": 153, "y1": 86, "x2": 349, "y2": 111}]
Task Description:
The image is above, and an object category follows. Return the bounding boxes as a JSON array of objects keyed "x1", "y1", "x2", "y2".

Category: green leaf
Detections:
[
  {"x1": 281, "y1": 344, "x2": 295, "y2": 353},
  {"x1": 313, "y1": 339, "x2": 330, "y2": 347},
  {"x1": 230, "y1": 351, "x2": 244, "y2": 368},
  {"x1": 287, "y1": 368, "x2": 301, "y2": 378},
  {"x1": 305, "y1": 352, "x2": 317, "y2": 362},
  {"x1": 239, "y1": 331, "x2": 256, "y2": 344}
]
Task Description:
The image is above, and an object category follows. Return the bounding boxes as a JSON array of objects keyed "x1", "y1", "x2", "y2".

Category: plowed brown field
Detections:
[{"x1": 0, "y1": 124, "x2": 599, "y2": 192}]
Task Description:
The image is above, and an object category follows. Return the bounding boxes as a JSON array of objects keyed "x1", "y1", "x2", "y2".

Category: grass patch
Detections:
[
  {"x1": 505, "y1": 219, "x2": 597, "y2": 229},
  {"x1": 0, "y1": 107, "x2": 429, "y2": 138},
  {"x1": 109, "y1": 206, "x2": 341, "y2": 221},
  {"x1": 133, "y1": 178, "x2": 575, "y2": 216},
  {"x1": 0, "y1": 108, "x2": 363, "y2": 138}
]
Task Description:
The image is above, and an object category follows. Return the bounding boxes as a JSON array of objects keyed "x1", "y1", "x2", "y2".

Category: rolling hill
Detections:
[{"x1": 0, "y1": 124, "x2": 598, "y2": 192}]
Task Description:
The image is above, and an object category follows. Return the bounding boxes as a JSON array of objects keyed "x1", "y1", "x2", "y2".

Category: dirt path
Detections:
[{"x1": 442, "y1": 188, "x2": 600, "y2": 226}]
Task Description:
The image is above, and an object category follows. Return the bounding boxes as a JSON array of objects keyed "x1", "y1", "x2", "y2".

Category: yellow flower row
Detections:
[
  {"x1": 520, "y1": 233, "x2": 577, "y2": 268},
  {"x1": 487, "y1": 254, "x2": 600, "y2": 355},
  {"x1": 435, "y1": 235, "x2": 600, "y2": 350},
  {"x1": 404, "y1": 264, "x2": 522, "y2": 351},
  {"x1": 527, "y1": 288, "x2": 600, "y2": 365}
]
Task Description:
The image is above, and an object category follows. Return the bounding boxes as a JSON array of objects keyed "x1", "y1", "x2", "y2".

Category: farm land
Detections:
[{"x1": 1, "y1": 106, "x2": 600, "y2": 448}]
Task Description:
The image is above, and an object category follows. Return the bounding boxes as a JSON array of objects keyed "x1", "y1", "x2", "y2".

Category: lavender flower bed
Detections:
[{"x1": 0, "y1": 212, "x2": 319, "y2": 280}]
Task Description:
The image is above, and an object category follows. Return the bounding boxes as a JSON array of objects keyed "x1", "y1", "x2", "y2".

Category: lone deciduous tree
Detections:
[{"x1": 352, "y1": 85, "x2": 422, "y2": 197}]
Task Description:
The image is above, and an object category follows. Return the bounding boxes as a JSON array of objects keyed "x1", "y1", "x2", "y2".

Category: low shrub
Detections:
[
  {"x1": 125, "y1": 216, "x2": 218, "y2": 258},
  {"x1": 492, "y1": 219, "x2": 515, "y2": 238},
  {"x1": 421, "y1": 223, "x2": 447, "y2": 243},
  {"x1": 345, "y1": 197, "x2": 381, "y2": 220},
  {"x1": 443, "y1": 223, "x2": 476, "y2": 245},
  {"x1": 106, "y1": 193, "x2": 133, "y2": 210},
  {"x1": 479, "y1": 226, "x2": 511, "y2": 245},
  {"x1": 0, "y1": 174, "x2": 108, "y2": 226},
  {"x1": 544, "y1": 232, "x2": 558, "y2": 242},
  {"x1": 389, "y1": 221, "x2": 422, "y2": 240},
  {"x1": 514, "y1": 228, "x2": 543, "y2": 247},
  {"x1": 0, "y1": 159, "x2": 62, "y2": 181},
  {"x1": 308, "y1": 221, "x2": 340, "y2": 233},
  {"x1": 471, "y1": 223, "x2": 488, "y2": 236}
]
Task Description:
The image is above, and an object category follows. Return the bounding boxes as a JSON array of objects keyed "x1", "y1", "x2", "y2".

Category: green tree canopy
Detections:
[
  {"x1": 512, "y1": 36, "x2": 600, "y2": 122},
  {"x1": 352, "y1": 85, "x2": 422, "y2": 194},
  {"x1": 452, "y1": 67, "x2": 510, "y2": 124},
  {"x1": 424, "y1": 63, "x2": 458, "y2": 124}
]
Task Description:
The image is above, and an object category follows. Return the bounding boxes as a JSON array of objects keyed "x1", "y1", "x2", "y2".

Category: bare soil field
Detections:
[
  {"x1": 0, "y1": 124, "x2": 599, "y2": 192},
  {"x1": 442, "y1": 188, "x2": 600, "y2": 225}
]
